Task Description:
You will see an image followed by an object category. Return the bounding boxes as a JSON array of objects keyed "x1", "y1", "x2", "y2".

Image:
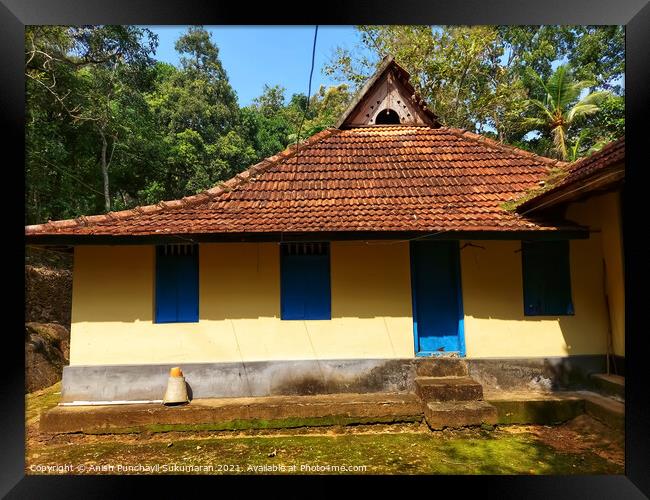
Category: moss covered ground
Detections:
[
  {"x1": 26, "y1": 381, "x2": 61, "y2": 426},
  {"x1": 26, "y1": 383, "x2": 624, "y2": 475}
]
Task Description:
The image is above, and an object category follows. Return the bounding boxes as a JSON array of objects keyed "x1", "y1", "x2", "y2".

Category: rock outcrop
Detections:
[
  {"x1": 25, "y1": 249, "x2": 73, "y2": 392},
  {"x1": 25, "y1": 322, "x2": 70, "y2": 393},
  {"x1": 25, "y1": 265, "x2": 72, "y2": 326}
]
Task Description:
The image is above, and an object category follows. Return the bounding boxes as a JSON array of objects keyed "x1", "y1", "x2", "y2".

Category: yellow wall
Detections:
[
  {"x1": 460, "y1": 239, "x2": 609, "y2": 358},
  {"x1": 565, "y1": 192, "x2": 625, "y2": 356},
  {"x1": 70, "y1": 233, "x2": 614, "y2": 365},
  {"x1": 70, "y1": 242, "x2": 414, "y2": 365}
]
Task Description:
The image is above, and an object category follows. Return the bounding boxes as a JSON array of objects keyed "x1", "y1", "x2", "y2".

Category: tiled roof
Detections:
[
  {"x1": 516, "y1": 137, "x2": 625, "y2": 213},
  {"x1": 25, "y1": 125, "x2": 582, "y2": 239}
]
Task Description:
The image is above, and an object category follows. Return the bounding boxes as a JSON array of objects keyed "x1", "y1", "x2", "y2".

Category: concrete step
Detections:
[
  {"x1": 40, "y1": 392, "x2": 424, "y2": 435},
  {"x1": 415, "y1": 357, "x2": 468, "y2": 377},
  {"x1": 578, "y1": 391, "x2": 624, "y2": 431},
  {"x1": 590, "y1": 374, "x2": 625, "y2": 401},
  {"x1": 485, "y1": 392, "x2": 585, "y2": 425},
  {"x1": 424, "y1": 400, "x2": 497, "y2": 430},
  {"x1": 415, "y1": 376, "x2": 483, "y2": 402}
]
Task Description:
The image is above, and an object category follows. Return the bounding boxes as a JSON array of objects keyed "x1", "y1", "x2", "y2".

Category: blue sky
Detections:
[
  {"x1": 145, "y1": 26, "x2": 373, "y2": 106},
  {"x1": 144, "y1": 26, "x2": 623, "y2": 109}
]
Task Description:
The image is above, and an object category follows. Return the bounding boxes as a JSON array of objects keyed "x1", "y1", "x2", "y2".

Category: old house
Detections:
[{"x1": 25, "y1": 57, "x2": 624, "y2": 406}]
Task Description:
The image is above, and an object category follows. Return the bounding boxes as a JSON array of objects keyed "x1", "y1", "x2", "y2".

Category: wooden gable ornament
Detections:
[{"x1": 336, "y1": 55, "x2": 440, "y2": 129}]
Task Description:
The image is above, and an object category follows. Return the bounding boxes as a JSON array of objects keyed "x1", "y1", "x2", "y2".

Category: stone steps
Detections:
[
  {"x1": 424, "y1": 400, "x2": 497, "y2": 430},
  {"x1": 578, "y1": 391, "x2": 625, "y2": 431},
  {"x1": 415, "y1": 376, "x2": 484, "y2": 402},
  {"x1": 590, "y1": 373, "x2": 625, "y2": 401},
  {"x1": 414, "y1": 360, "x2": 495, "y2": 429},
  {"x1": 415, "y1": 357, "x2": 468, "y2": 377}
]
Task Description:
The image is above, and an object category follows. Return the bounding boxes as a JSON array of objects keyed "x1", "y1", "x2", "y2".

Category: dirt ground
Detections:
[{"x1": 25, "y1": 383, "x2": 624, "y2": 475}]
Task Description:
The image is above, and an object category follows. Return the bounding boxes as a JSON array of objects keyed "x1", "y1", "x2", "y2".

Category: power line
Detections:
[
  {"x1": 294, "y1": 25, "x2": 319, "y2": 152},
  {"x1": 30, "y1": 153, "x2": 105, "y2": 198}
]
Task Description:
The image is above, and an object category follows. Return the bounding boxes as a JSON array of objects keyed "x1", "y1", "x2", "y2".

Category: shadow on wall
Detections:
[
  {"x1": 71, "y1": 238, "x2": 611, "y2": 359},
  {"x1": 460, "y1": 239, "x2": 609, "y2": 356}
]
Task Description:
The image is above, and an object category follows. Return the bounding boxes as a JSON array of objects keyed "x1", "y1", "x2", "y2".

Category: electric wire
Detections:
[{"x1": 294, "y1": 25, "x2": 319, "y2": 154}]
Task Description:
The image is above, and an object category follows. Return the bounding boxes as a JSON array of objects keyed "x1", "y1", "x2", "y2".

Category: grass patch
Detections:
[
  {"x1": 25, "y1": 384, "x2": 622, "y2": 475},
  {"x1": 27, "y1": 428, "x2": 621, "y2": 475}
]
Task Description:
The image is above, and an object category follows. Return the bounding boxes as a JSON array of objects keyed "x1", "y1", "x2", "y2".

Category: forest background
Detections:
[{"x1": 25, "y1": 25, "x2": 624, "y2": 224}]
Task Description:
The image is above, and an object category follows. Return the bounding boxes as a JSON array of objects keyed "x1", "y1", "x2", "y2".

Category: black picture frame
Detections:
[{"x1": 3, "y1": 1, "x2": 648, "y2": 497}]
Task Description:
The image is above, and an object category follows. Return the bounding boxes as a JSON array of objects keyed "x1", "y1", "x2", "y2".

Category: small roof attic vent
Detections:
[{"x1": 375, "y1": 108, "x2": 401, "y2": 124}]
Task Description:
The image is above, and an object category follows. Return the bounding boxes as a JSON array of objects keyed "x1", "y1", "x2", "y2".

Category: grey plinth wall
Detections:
[
  {"x1": 466, "y1": 355, "x2": 607, "y2": 392},
  {"x1": 61, "y1": 358, "x2": 416, "y2": 403},
  {"x1": 61, "y1": 355, "x2": 607, "y2": 403}
]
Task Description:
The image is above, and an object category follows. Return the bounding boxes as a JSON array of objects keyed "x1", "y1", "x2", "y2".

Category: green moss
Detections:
[
  {"x1": 27, "y1": 429, "x2": 622, "y2": 475},
  {"x1": 26, "y1": 381, "x2": 61, "y2": 426},
  {"x1": 501, "y1": 167, "x2": 569, "y2": 211},
  {"x1": 85, "y1": 414, "x2": 424, "y2": 435}
]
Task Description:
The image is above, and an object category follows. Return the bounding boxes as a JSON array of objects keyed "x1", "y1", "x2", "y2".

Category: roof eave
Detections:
[
  {"x1": 25, "y1": 227, "x2": 590, "y2": 246},
  {"x1": 517, "y1": 165, "x2": 625, "y2": 213}
]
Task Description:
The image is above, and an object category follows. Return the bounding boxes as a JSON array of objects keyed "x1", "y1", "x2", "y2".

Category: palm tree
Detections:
[
  {"x1": 567, "y1": 131, "x2": 611, "y2": 162},
  {"x1": 524, "y1": 65, "x2": 610, "y2": 160}
]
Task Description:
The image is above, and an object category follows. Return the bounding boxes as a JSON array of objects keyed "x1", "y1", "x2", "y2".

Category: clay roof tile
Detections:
[{"x1": 25, "y1": 126, "x2": 582, "y2": 238}]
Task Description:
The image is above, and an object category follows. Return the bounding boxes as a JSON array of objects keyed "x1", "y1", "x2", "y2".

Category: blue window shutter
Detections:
[
  {"x1": 155, "y1": 247, "x2": 179, "y2": 322},
  {"x1": 280, "y1": 243, "x2": 331, "y2": 320},
  {"x1": 155, "y1": 245, "x2": 199, "y2": 323},
  {"x1": 303, "y1": 253, "x2": 331, "y2": 319},
  {"x1": 176, "y1": 247, "x2": 199, "y2": 322},
  {"x1": 522, "y1": 240, "x2": 573, "y2": 316},
  {"x1": 281, "y1": 253, "x2": 306, "y2": 320}
]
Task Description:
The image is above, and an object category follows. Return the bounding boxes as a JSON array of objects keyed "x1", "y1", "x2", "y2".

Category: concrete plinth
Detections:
[
  {"x1": 60, "y1": 355, "x2": 609, "y2": 403},
  {"x1": 41, "y1": 392, "x2": 423, "y2": 434}
]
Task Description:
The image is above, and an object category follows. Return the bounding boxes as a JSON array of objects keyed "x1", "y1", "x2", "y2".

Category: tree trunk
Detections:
[{"x1": 100, "y1": 130, "x2": 111, "y2": 212}]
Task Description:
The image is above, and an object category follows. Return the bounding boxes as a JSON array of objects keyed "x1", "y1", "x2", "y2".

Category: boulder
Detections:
[
  {"x1": 25, "y1": 322, "x2": 70, "y2": 393},
  {"x1": 25, "y1": 265, "x2": 72, "y2": 327}
]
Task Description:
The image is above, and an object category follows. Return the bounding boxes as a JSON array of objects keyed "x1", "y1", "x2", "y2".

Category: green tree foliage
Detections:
[
  {"x1": 25, "y1": 25, "x2": 159, "y2": 220},
  {"x1": 25, "y1": 26, "x2": 353, "y2": 225},
  {"x1": 26, "y1": 25, "x2": 623, "y2": 225},
  {"x1": 147, "y1": 27, "x2": 255, "y2": 199},
  {"x1": 240, "y1": 83, "x2": 353, "y2": 159},
  {"x1": 325, "y1": 25, "x2": 624, "y2": 155},
  {"x1": 325, "y1": 26, "x2": 530, "y2": 138},
  {"x1": 523, "y1": 65, "x2": 611, "y2": 160}
]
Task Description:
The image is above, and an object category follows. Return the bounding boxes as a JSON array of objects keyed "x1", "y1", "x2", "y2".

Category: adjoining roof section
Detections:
[
  {"x1": 26, "y1": 125, "x2": 585, "y2": 242},
  {"x1": 516, "y1": 137, "x2": 625, "y2": 214},
  {"x1": 335, "y1": 55, "x2": 440, "y2": 129}
]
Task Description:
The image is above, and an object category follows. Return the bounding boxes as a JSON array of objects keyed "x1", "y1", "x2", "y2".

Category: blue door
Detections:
[{"x1": 410, "y1": 240, "x2": 465, "y2": 356}]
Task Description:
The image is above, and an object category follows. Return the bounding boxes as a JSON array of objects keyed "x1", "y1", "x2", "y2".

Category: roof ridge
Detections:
[
  {"x1": 25, "y1": 128, "x2": 339, "y2": 235},
  {"x1": 445, "y1": 127, "x2": 569, "y2": 169}
]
